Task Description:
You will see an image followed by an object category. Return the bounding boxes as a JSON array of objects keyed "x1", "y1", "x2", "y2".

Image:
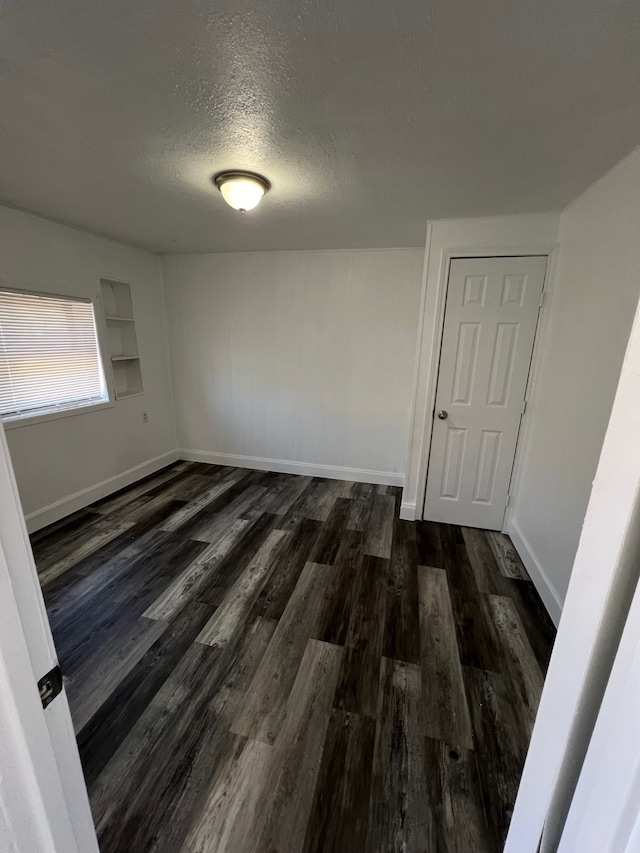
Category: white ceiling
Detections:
[{"x1": 1, "y1": 0, "x2": 639, "y2": 254}]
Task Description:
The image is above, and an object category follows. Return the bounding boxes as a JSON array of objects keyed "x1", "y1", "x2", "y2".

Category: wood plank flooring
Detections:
[{"x1": 32, "y1": 462, "x2": 556, "y2": 853}]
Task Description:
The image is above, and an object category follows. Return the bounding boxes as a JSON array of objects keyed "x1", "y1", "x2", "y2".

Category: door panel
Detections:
[
  {"x1": 0, "y1": 424, "x2": 98, "y2": 851},
  {"x1": 424, "y1": 256, "x2": 546, "y2": 529}
]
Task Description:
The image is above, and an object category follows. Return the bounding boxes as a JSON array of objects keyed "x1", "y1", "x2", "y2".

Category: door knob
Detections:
[{"x1": 437, "y1": 410, "x2": 448, "y2": 420}]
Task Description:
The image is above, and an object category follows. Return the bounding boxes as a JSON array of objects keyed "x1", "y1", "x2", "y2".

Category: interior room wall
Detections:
[
  {"x1": 0, "y1": 205, "x2": 176, "y2": 530},
  {"x1": 509, "y1": 146, "x2": 640, "y2": 617},
  {"x1": 162, "y1": 248, "x2": 424, "y2": 484}
]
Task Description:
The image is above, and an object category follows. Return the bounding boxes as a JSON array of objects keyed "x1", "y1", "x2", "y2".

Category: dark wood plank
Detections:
[
  {"x1": 232, "y1": 561, "x2": 339, "y2": 745},
  {"x1": 308, "y1": 496, "x2": 351, "y2": 565},
  {"x1": 248, "y1": 472, "x2": 312, "y2": 515},
  {"x1": 53, "y1": 535, "x2": 207, "y2": 672},
  {"x1": 92, "y1": 613, "x2": 280, "y2": 853},
  {"x1": 302, "y1": 709, "x2": 376, "y2": 853},
  {"x1": 463, "y1": 666, "x2": 529, "y2": 849},
  {"x1": 346, "y1": 482, "x2": 375, "y2": 533},
  {"x1": 251, "y1": 516, "x2": 321, "y2": 621},
  {"x1": 449, "y1": 584, "x2": 504, "y2": 672},
  {"x1": 424, "y1": 737, "x2": 493, "y2": 853},
  {"x1": 333, "y1": 555, "x2": 387, "y2": 717},
  {"x1": 223, "y1": 615, "x2": 278, "y2": 693},
  {"x1": 90, "y1": 642, "x2": 234, "y2": 852},
  {"x1": 367, "y1": 657, "x2": 434, "y2": 851},
  {"x1": 487, "y1": 531, "x2": 531, "y2": 580},
  {"x1": 442, "y1": 533, "x2": 480, "y2": 599},
  {"x1": 182, "y1": 639, "x2": 343, "y2": 853},
  {"x1": 36, "y1": 514, "x2": 138, "y2": 586},
  {"x1": 498, "y1": 576, "x2": 556, "y2": 673},
  {"x1": 418, "y1": 565, "x2": 473, "y2": 749},
  {"x1": 66, "y1": 611, "x2": 168, "y2": 733},
  {"x1": 195, "y1": 512, "x2": 281, "y2": 606},
  {"x1": 87, "y1": 462, "x2": 188, "y2": 515},
  {"x1": 415, "y1": 520, "x2": 444, "y2": 567},
  {"x1": 315, "y1": 528, "x2": 365, "y2": 647},
  {"x1": 461, "y1": 526, "x2": 502, "y2": 593},
  {"x1": 383, "y1": 516, "x2": 420, "y2": 663},
  {"x1": 142, "y1": 518, "x2": 251, "y2": 620},
  {"x1": 41, "y1": 497, "x2": 189, "y2": 605},
  {"x1": 158, "y1": 471, "x2": 243, "y2": 532},
  {"x1": 364, "y1": 494, "x2": 395, "y2": 559},
  {"x1": 182, "y1": 484, "x2": 268, "y2": 542},
  {"x1": 282, "y1": 477, "x2": 340, "y2": 523},
  {"x1": 77, "y1": 601, "x2": 215, "y2": 787},
  {"x1": 196, "y1": 529, "x2": 289, "y2": 648},
  {"x1": 30, "y1": 506, "x2": 100, "y2": 546},
  {"x1": 486, "y1": 594, "x2": 544, "y2": 738},
  {"x1": 248, "y1": 639, "x2": 344, "y2": 853}
]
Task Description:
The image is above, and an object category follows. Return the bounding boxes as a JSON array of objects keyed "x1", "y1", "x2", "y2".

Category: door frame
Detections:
[
  {"x1": 0, "y1": 421, "x2": 99, "y2": 852},
  {"x1": 401, "y1": 220, "x2": 559, "y2": 525},
  {"x1": 421, "y1": 254, "x2": 549, "y2": 531}
]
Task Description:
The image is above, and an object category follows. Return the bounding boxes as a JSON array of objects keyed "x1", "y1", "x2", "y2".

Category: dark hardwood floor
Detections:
[{"x1": 32, "y1": 462, "x2": 556, "y2": 853}]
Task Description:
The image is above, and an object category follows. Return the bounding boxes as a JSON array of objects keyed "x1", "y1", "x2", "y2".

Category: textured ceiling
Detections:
[{"x1": 1, "y1": 0, "x2": 640, "y2": 253}]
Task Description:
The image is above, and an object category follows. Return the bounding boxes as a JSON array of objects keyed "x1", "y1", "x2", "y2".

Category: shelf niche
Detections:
[{"x1": 100, "y1": 279, "x2": 143, "y2": 400}]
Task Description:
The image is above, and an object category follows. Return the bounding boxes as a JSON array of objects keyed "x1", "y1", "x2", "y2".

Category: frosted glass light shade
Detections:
[{"x1": 214, "y1": 171, "x2": 270, "y2": 213}]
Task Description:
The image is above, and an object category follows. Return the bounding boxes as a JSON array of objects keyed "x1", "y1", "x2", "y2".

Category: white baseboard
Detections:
[
  {"x1": 507, "y1": 518, "x2": 563, "y2": 626},
  {"x1": 178, "y1": 449, "x2": 404, "y2": 487},
  {"x1": 25, "y1": 451, "x2": 179, "y2": 533},
  {"x1": 400, "y1": 501, "x2": 416, "y2": 521}
]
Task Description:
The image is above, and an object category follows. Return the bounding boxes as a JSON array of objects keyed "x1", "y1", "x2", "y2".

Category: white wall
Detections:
[
  {"x1": 505, "y1": 258, "x2": 640, "y2": 853},
  {"x1": 509, "y1": 147, "x2": 640, "y2": 611},
  {"x1": 0, "y1": 206, "x2": 176, "y2": 529},
  {"x1": 162, "y1": 249, "x2": 424, "y2": 484}
]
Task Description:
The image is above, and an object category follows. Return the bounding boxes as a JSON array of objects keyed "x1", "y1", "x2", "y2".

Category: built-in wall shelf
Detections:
[{"x1": 100, "y1": 279, "x2": 143, "y2": 400}]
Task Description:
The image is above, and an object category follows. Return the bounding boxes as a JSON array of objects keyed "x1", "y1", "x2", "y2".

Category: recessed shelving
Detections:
[{"x1": 100, "y1": 279, "x2": 143, "y2": 400}]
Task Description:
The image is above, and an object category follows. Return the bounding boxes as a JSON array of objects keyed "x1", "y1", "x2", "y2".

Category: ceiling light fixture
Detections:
[{"x1": 213, "y1": 170, "x2": 270, "y2": 214}]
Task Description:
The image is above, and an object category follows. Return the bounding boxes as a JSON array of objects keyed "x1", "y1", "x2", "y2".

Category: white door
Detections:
[
  {"x1": 424, "y1": 255, "x2": 546, "y2": 529},
  {"x1": 0, "y1": 422, "x2": 99, "y2": 852}
]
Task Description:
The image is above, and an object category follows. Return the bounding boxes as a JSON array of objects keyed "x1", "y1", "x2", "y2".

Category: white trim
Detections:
[
  {"x1": 507, "y1": 519, "x2": 563, "y2": 626},
  {"x1": 156, "y1": 257, "x2": 179, "y2": 451},
  {"x1": 502, "y1": 245, "x2": 560, "y2": 531},
  {"x1": 178, "y1": 449, "x2": 404, "y2": 487},
  {"x1": 402, "y1": 222, "x2": 440, "y2": 521},
  {"x1": 556, "y1": 502, "x2": 640, "y2": 852},
  {"x1": 401, "y1": 223, "x2": 433, "y2": 522},
  {"x1": 2, "y1": 399, "x2": 115, "y2": 430},
  {"x1": 403, "y1": 214, "x2": 560, "y2": 526},
  {"x1": 24, "y1": 450, "x2": 179, "y2": 533},
  {"x1": 404, "y1": 237, "x2": 557, "y2": 524},
  {"x1": 399, "y1": 500, "x2": 416, "y2": 521},
  {"x1": 161, "y1": 246, "x2": 423, "y2": 259}
]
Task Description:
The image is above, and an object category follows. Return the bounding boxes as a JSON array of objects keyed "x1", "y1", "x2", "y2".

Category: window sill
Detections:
[{"x1": 2, "y1": 399, "x2": 116, "y2": 431}]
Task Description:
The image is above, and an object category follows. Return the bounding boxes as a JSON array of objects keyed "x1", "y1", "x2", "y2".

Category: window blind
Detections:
[{"x1": 0, "y1": 289, "x2": 108, "y2": 420}]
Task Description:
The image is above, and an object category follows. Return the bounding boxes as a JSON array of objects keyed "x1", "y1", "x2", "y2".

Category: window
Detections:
[{"x1": 0, "y1": 289, "x2": 109, "y2": 421}]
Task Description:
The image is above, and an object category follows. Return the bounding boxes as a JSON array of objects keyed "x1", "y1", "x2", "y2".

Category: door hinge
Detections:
[
  {"x1": 521, "y1": 399, "x2": 527, "y2": 415},
  {"x1": 38, "y1": 665, "x2": 63, "y2": 710},
  {"x1": 539, "y1": 291, "x2": 547, "y2": 309},
  {"x1": 505, "y1": 494, "x2": 511, "y2": 508}
]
